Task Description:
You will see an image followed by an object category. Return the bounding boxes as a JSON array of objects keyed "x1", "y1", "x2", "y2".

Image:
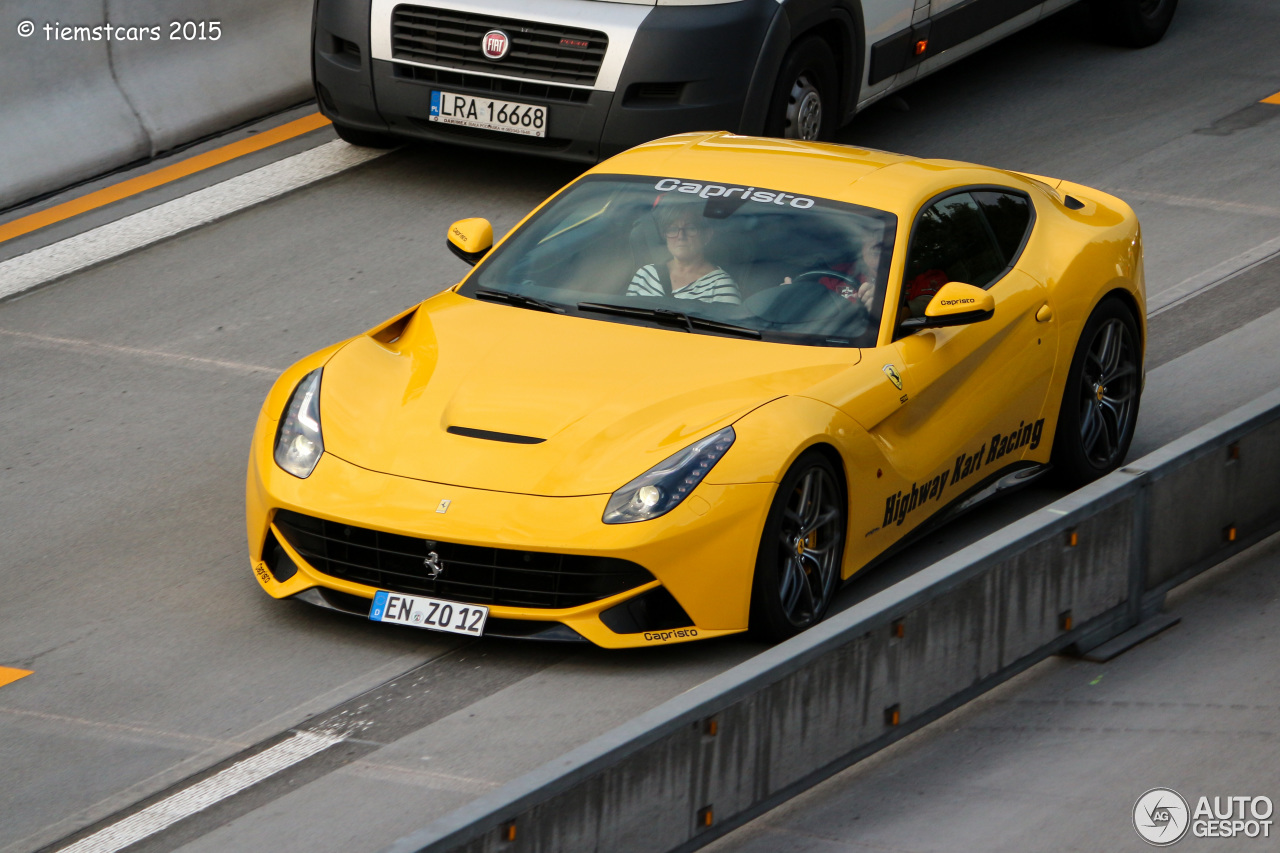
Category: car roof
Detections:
[{"x1": 589, "y1": 132, "x2": 1035, "y2": 216}]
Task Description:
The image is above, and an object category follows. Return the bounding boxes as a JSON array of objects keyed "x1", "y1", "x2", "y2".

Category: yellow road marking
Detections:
[
  {"x1": 0, "y1": 113, "x2": 332, "y2": 245},
  {"x1": 1262, "y1": 92, "x2": 1280, "y2": 105},
  {"x1": 0, "y1": 667, "x2": 33, "y2": 688}
]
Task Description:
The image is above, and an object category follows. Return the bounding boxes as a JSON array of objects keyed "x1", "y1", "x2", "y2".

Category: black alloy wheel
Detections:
[
  {"x1": 1089, "y1": 0, "x2": 1178, "y2": 48},
  {"x1": 765, "y1": 36, "x2": 839, "y2": 142},
  {"x1": 750, "y1": 450, "x2": 847, "y2": 641},
  {"x1": 1052, "y1": 298, "x2": 1143, "y2": 489}
]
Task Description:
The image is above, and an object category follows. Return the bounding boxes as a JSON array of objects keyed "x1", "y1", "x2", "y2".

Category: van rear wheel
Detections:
[{"x1": 1089, "y1": 0, "x2": 1178, "y2": 47}]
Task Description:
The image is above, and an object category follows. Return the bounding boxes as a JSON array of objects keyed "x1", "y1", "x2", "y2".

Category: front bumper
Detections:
[
  {"x1": 313, "y1": 0, "x2": 781, "y2": 161},
  {"x1": 247, "y1": 425, "x2": 773, "y2": 648}
]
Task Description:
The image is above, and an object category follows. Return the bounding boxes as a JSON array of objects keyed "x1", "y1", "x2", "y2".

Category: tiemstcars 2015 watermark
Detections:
[
  {"x1": 1134, "y1": 788, "x2": 1274, "y2": 845},
  {"x1": 16, "y1": 20, "x2": 222, "y2": 41}
]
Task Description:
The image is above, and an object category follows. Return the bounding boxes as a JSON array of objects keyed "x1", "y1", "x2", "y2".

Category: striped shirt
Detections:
[{"x1": 626, "y1": 264, "x2": 741, "y2": 305}]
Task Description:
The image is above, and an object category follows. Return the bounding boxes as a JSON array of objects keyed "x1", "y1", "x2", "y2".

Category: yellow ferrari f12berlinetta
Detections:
[{"x1": 246, "y1": 132, "x2": 1144, "y2": 648}]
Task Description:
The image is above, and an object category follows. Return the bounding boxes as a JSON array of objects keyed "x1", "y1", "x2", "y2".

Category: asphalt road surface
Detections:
[{"x1": 1, "y1": 1, "x2": 1277, "y2": 851}]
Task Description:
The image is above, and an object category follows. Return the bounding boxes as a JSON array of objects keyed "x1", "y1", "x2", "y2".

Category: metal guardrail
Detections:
[{"x1": 383, "y1": 384, "x2": 1280, "y2": 853}]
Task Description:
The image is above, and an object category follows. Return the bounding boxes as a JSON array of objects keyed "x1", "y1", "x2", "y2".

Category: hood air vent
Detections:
[{"x1": 447, "y1": 425, "x2": 546, "y2": 444}]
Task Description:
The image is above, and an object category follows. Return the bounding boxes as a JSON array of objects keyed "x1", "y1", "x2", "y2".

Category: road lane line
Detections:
[
  {"x1": 1148, "y1": 232, "x2": 1280, "y2": 316},
  {"x1": 1262, "y1": 92, "x2": 1280, "y2": 105},
  {"x1": 0, "y1": 328, "x2": 277, "y2": 376},
  {"x1": 0, "y1": 114, "x2": 332, "y2": 246},
  {"x1": 347, "y1": 759, "x2": 500, "y2": 794},
  {"x1": 3, "y1": 652, "x2": 436, "y2": 853},
  {"x1": 56, "y1": 731, "x2": 343, "y2": 853},
  {"x1": 0, "y1": 140, "x2": 388, "y2": 303},
  {"x1": 0, "y1": 667, "x2": 32, "y2": 688},
  {"x1": 0, "y1": 705, "x2": 239, "y2": 749},
  {"x1": 1108, "y1": 188, "x2": 1280, "y2": 220}
]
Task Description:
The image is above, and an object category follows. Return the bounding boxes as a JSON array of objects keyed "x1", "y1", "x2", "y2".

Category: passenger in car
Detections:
[
  {"x1": 627, "y1": 201, "x2": 741, "y2": 304},
  {"x1": 779, "y1": 229, "x2": 883, "y2": 318},
  {"x1": 903, "y1": 268, "x2": 949, "y2": 318}
]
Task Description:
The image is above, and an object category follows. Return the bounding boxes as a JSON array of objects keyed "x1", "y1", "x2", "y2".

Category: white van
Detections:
[{"x1": 311, "y1": 0, "x2": 1176, "y2": 159}]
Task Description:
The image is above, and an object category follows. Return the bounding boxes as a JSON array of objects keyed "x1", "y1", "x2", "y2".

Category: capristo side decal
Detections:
[{"x1": 884, "y1": 418, "x2": 1046, "y2": 528}]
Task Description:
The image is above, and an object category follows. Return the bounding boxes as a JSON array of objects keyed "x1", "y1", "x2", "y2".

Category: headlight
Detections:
[
  {"x1": 603, "y1": 426, "x2": 735, "y2": 524},
  {"x1": 274, "y1": 369, "x2": 324, "y2": 478}
]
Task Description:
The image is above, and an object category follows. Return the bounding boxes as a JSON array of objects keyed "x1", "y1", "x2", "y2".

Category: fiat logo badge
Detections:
[{"x1": 481, "y1": 29, "x2": 510, "y2": 60}]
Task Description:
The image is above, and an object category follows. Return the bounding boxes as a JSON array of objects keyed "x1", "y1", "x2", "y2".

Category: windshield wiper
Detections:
[
  {"x1": 474, "y1": 288, "x2": 565, "y2": 314},
  {"x1": 577, "y1": 302, "x2": 761, "y2": 339}
]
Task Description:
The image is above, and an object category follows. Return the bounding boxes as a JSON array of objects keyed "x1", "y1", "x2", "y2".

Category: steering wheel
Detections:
[{"x1": 792, "y1": 269, "x2": 857, "y2": 286}]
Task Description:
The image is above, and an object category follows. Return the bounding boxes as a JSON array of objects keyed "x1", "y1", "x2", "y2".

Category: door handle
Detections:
[{"x1": 1035, "y1": 303, "x2": 1053, "y2": 323}]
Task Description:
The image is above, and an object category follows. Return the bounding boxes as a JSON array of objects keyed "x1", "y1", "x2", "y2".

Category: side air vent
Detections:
[
  {"x1": 447, "y1": 425, "x2": 545, "y2": 444},
  {"x1": 1063, "y1": 195, "x2": 1085, "y2": 210},
  {"x1": 368, "y1": 307, "x2": 418, "y2": 348}
]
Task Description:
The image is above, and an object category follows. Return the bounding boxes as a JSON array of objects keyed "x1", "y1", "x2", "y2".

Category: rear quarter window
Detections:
[{"x1": 971, "y1": 191, "x2": 1033, "y2": 263}]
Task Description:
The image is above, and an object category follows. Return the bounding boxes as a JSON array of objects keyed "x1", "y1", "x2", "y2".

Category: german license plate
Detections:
[
  {"x1": 369, "y1": 590, "x2": 488, "y2": 636},
  {"x1": 429, "y1": 90, "x2": 547, "y2": 138}
]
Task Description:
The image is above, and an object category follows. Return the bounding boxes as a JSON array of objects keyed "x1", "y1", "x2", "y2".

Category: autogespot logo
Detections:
[
  {"x1": 1134, "y1": 788, "x2": 1190, "y2": 846},
  {"x1": 1133, "y1": 788, "x2": 1276, "y2": 844}
]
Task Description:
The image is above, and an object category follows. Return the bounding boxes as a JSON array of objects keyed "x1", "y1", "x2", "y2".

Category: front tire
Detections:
[
  {"x1": 749, "y1": 450, "x2": 847, "y2": 642},
  {"x1": 764, "y1": 36, "x2": 839, "y2": 142},
  {"x1": 1089, "y1": 0, "x2": 1178, "y2": 47},
  {"x1": 1052, "y1": 298, "x2": 1143, "y2": 489}
]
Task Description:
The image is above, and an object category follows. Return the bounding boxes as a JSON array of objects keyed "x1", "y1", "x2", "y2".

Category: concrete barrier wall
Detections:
[
  {"x1": 0, "y1": 0, "x2": 312, "y2": 209},
  {"x1": 384, "y1": 385, "x2": 1280, "y2": 853},
  {"x1": 1144, "y1": 415, "x2": 1280, "y2": 594}
]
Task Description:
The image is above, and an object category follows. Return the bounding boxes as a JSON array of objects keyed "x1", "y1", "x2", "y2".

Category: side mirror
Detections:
[
  {"x1": 447, "y1": 218, "x2": 493, "y2": 266},
  {"x1": 900, "y1": 282, "x2": 995, "y2": 330}
]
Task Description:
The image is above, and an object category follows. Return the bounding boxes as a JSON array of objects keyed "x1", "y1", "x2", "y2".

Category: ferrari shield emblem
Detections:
[{"x1": 882, "y1": 364, "x2": 903, "y2": 390}]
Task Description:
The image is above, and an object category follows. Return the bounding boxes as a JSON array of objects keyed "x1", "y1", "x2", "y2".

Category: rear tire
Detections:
[
  {"x1": 1089, "y1": 0, "x2": 1178, "y2": 47},
  {"x1": 764, "y1": 37, "x2": 839, "y2": 142},
  {"x1": 1051, "y1": 298, "x2": 1143, "y2": 489},
  {"x1": 749, "y1": 450, "x2": 847, "y2": 642},
  {"x1": 332, "y1": 121, "x2": 401, "y2": 149}
]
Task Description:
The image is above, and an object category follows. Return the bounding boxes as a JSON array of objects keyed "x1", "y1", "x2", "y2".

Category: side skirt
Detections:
[{"x1": 847, "y1": 461, "x2": 1051, "y2": 582}]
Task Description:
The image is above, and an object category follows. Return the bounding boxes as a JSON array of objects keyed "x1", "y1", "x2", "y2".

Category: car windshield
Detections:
[{"x1": 460, "y1": 174, "x2": 897, "y2": 347}]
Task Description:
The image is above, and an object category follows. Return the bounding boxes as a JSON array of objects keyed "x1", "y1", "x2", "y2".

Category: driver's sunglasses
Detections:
[{"x1": 663, "y1": 224, "x2": 703, "y2": 238}]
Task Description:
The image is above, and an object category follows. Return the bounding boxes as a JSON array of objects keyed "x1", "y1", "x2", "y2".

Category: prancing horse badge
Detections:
[
  {"x1": 424, "y1": 551, "x2": 444, "y2": 579},
  {"x1": 882, "y1": 364, "x2": 903, "y2": 390}
]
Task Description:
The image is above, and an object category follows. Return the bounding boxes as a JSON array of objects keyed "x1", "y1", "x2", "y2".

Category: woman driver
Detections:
[{"x1": 627, "y1": 201, "x2": 741, "y2": 304}]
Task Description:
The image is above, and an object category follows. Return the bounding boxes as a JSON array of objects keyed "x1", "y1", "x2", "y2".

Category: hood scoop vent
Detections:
[{"x1": 447, "y1": 425, "x2": 546, "y2": 445}]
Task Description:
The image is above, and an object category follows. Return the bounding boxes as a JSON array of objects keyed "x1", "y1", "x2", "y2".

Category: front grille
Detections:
[
  {"x1": 273, "y1": 510, "x2": 654, "y2": 609},
  {"x1": 391, "y1": 5, "x2": 607, "y2": 86}
]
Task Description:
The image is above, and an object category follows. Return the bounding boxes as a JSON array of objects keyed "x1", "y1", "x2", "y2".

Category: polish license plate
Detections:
[
  {"x1": 369, "y1": 590, "x2": 488, "y2": 636},
  {"x1": 429, "y1": 90, "x2": 547, "y2": 138}
]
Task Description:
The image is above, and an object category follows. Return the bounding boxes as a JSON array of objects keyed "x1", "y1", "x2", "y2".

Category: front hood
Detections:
[{"x1": 320, "y1": 293, "x2": 859, "y2": 496}]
